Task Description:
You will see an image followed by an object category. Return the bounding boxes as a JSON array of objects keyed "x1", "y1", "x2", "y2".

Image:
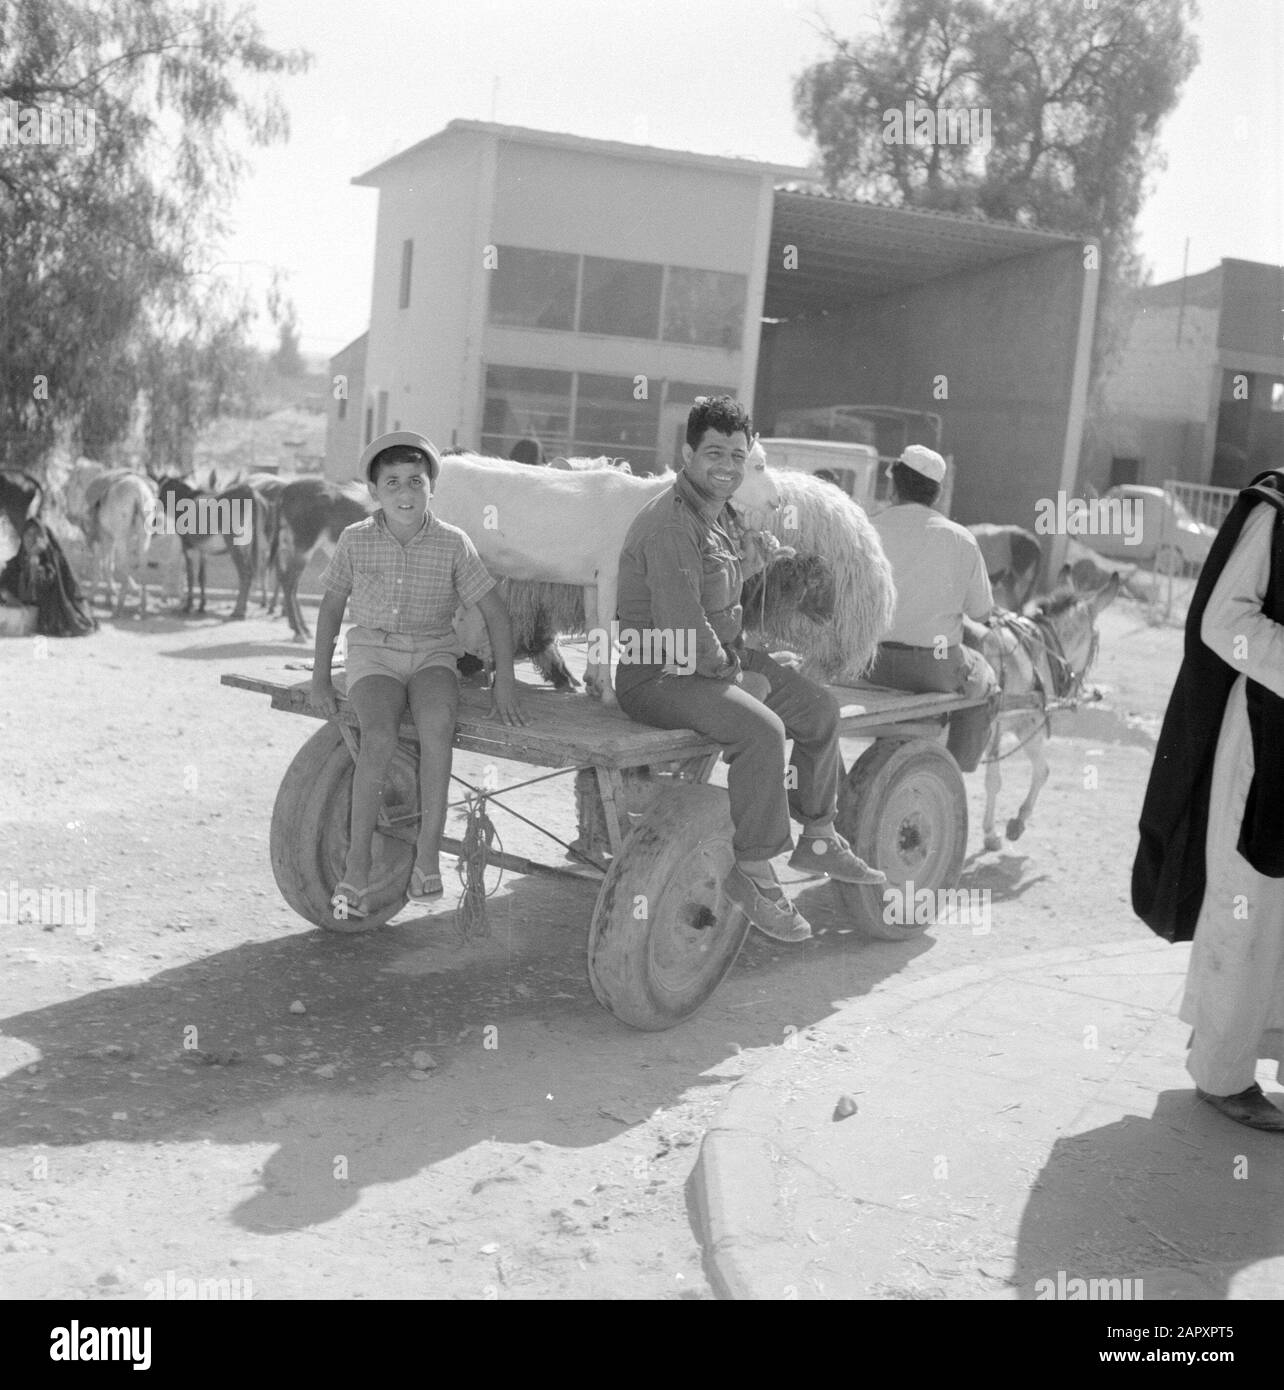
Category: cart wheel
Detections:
[
  {"x1": 587, "y1": 784, "x2": 749, "y2": 1030},
  {"x1": 834, "y1": 738, "x2": 968, "y2": 941},
  {"x1": 270, "y1": 723, "x2": 415, "y2": 932}
]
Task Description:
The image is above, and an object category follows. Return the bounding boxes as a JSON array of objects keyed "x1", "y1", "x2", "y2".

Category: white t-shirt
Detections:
[{"x1": 872, "y1": 503, "x2": 993, "y2": 647}]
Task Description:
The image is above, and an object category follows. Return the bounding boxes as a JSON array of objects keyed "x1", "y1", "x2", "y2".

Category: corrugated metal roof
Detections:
[{"x1": 766, "y1": 186, "x2": 1080, "y2": 317}]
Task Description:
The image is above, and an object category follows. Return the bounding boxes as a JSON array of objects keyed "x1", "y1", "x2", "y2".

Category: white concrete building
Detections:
[
  {"x1": 327, "y1": 119, "x2": 1098, "y2": 549},
  {"x1": 326, "y1": 120, "x2": 807, "y2": 478}
]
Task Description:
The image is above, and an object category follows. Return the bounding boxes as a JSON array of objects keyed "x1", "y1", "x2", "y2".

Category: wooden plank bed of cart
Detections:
[{"x1": 222, "y1": 670, "x2": 995, "y2": 1031}]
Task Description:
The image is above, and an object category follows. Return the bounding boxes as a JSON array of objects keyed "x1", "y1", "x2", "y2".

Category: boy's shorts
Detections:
[{"x1": 343, "y1": 626, "x2": 462, "y2": 691}]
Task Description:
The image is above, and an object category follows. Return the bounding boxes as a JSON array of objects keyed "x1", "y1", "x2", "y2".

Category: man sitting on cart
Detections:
[
  {"x1": 867, "y1": 446, "x2": 999, "y2": 772},
  {"x1": 614, "y1": 395, "x2": 886, "y2": 944}
]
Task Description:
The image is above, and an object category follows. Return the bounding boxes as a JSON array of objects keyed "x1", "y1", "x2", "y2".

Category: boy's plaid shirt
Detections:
[{"x1": 321, "y1": 509, "x2": 496, "y2": 636}]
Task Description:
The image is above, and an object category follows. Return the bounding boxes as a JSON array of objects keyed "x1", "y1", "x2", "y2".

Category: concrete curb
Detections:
[{"x1": 692, "y1": 940, "x2": 1184, "y2": 1301}]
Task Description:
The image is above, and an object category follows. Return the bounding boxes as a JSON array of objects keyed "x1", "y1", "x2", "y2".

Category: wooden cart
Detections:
[{"x1": 222, "y1": 671, "x2": 986, "y2": 1030}]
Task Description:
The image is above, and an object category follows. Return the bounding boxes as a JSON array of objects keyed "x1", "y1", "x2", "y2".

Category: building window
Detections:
[
  {"x1": 337, "y1": 395, "x2": 347, "y2": 422},
  {"x1": 399, "y1": 240, "x2": 413, "y2": 309},
  {"x1": 481, "y1": 366, "x2": 669, "y2": 469},
  {"x1": 484, "y1": 246, "x2": 747, "y2": 351},
  {"x1": 364, "y1": 406, "x2": 374, "y2": 446},
  {"x1": 481, "y1": 366, "x2": 573, "y2": 459},
  {"x1": 574, "y1": 372, "x2": 661, "y2": 471},
  {"x1": 579, "y1": 257, "x2": 663, "y2": 339},
  {"x1": 376, "y1": 390, "x2": 389, "y2": 438},
  {"x1": 1109, "y1": 456, "x2": 1141, "y2": 489},
  {"x1": 488, "y1": 246, "x2": 578, "y2": 330},
  {"x1": 663, "y1": 268, "x2": 746, "y2": 349}
]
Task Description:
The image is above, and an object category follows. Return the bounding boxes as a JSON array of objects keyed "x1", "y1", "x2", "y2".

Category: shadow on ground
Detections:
[
  {"x1": 1055, "y1": 703, "x2": 1158, "y2": 751},
  {"x1": 160, "y1": 640, "x2": 308, "y2": 661},
  {"x1": 1013, "y1": 1089, "x2": 1284, "y2": 1299},
  {"x1": 960, "y1": 853, "x2": 1050, "y2": 903},
  {"x1": 1, "y1": 869, "x2": 932, "y2": 1237}
]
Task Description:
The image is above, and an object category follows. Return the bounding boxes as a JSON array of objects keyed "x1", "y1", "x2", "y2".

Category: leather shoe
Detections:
[
  {"x1": 722, "y1": 865, "x2": 812, "y2": 943},
  {"x1": 1195, "y1": 1083, "x2": 1284, "y2": 1132}
]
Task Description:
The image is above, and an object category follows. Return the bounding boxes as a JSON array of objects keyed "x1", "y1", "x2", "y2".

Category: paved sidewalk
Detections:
[{"x1": 692, "y1": 941, "x2": 1284, "y2": 1300}]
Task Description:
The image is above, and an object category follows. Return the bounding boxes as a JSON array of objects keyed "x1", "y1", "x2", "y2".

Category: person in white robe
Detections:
[{"x1": 1179, "y1": 501, "x2": 1284, "y2": 1130}]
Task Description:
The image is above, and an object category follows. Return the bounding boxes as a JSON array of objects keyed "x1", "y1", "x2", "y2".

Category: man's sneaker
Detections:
[
  {"x1": 788, "y1": 831, "x2": 887, "y2": 885},
  {"x1": 722, "y1": 865, "x2": 812, "y2": 943}
]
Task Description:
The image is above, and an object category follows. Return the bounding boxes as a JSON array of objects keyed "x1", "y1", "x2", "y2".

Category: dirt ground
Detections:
[{"x1": 0, "y1": 546, "x2": 1185, "y2": 1300}]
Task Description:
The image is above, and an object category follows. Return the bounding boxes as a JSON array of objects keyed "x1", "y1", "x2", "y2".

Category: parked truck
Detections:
[
  {"x1": 765, "y1": 405, "x2": 953, "y2": 515},
  {"x1": 757, "y1": 437, "x2": 881, "y2": 508}
]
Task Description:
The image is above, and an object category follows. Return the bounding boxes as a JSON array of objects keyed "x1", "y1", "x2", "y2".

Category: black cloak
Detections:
[
  {"x1": 1132, "y1": 470, "x2": 1284, "y2": 942},
  {"x1": 0, "y1": 523, "x2": 97, "y2": 638}
]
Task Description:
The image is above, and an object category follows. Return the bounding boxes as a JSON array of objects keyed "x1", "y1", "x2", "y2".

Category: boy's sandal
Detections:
[
  {"x1": 330, "y1": 880, "x2": 370, "y2": 922},
  {"x1": 409, "y1": 866, "x2": 445, "y2": 903}
]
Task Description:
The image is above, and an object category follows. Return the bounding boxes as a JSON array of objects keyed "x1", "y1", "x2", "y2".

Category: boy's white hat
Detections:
[
  {"x1": 897, "y1": 445, "x2": 947, "y2": 483},
  {"x1": 359, "y1": 431, "x2": 441, "y2": 483}
]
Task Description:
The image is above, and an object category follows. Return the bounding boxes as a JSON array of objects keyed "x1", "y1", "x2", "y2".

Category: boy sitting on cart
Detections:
[{"x1": 310, "y1": 431, "x2": 526, "y2": 920}]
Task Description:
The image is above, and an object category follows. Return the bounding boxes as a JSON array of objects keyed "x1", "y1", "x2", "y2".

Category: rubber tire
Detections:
[
  {"x1": 270, "y1": 722, "x2": 415, "y2": 932},
  {"x1": 833, "y1": 738, "x2": 968, "y2": 941},
  {"x1": 587, "y1": 784, "x2": 750, "y2": 1030}
]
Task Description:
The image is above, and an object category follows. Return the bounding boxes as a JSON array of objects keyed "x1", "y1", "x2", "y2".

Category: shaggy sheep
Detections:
[{"x1": 740, "y1": 469, "x2": 896, "y2": 684}]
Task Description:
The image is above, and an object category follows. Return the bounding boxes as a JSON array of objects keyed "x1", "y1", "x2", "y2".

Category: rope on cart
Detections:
[
  {"x1": 455, "y1": 791, "x2": 501, "y2": 941},
  {"x1": 379, "y1": 764, "x2": 604, "y2": 872},
  {"x1": 449, "y1": 769, "x2": 606, "y2": 872},
  {"x1": 448, "y1": 764, "x2": 579, "y2": 806}
]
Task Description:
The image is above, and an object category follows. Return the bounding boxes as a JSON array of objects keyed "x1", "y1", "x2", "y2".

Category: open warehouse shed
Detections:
[{"x1": 755, "y1": 188, "x2": 1098, "y2": 532}]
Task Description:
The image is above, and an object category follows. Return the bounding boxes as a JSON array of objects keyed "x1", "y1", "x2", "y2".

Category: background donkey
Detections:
[
  {"x1": 155, "y1": 471, "x2": 266, "y2": 619},
  {"x1": 272, "y1": 476, "x2": 373, "y2": 639},
  {"x1": 970, "y1": 523, "x2": 1044, "y2": 611}
]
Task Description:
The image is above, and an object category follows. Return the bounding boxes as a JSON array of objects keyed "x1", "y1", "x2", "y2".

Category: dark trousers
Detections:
[
  {"x1": 865, "y1": 642, "x2": 998, "y2": 772},
  {"x1": 615, "y1": 646, "x2": 841, "y2": 861}
]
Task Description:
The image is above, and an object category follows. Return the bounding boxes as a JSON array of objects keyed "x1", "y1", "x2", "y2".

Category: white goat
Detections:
[{"x1": 440, "y1": 446, "x2": 778, "y2": 704}]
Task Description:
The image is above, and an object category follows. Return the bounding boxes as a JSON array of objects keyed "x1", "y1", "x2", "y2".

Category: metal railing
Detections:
[
  {"x1": 1164, "y1": 479, "x2": 1236, "y2": 533},
  {"x1": 1143, "y1": 479, "x2": 1236, "y2": 626}
]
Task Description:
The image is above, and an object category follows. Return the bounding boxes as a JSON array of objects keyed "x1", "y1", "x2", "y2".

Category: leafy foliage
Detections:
[
  {"x1": 794, "y1": 0, "x2": 1201, "y2": 467},
  {"x1": 0, "y1": 0, "x2": 309, "y2": 471},
  {"x1": 796, "y1": 0, "x2": 1198, "y2": 237}
]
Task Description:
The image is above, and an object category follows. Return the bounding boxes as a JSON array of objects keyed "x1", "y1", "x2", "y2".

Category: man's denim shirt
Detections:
[{"x1": 615, "y1": 469, "x2": 743, "y2": 680}]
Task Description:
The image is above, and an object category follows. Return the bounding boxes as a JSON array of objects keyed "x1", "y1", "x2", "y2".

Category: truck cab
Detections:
[
  {"x1": 757, "y1": 438, "x2": 882, "y2": 509},
  {"x1": 766, "y1": 405, "x2": 953, "y2": 515}
]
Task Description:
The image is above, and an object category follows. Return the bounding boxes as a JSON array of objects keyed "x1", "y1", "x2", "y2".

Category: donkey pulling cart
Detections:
[{"x1": 222, "y1": 670, "x2": 987, "y2": 1030}]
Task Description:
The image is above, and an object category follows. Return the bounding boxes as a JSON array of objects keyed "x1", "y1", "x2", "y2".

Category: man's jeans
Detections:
[
  {"x1": 615, "y1": 647, "x2": 841, "y2": 862},
  {"x1": 865, "y1": 642, "x2": 998, "y2": 773}
]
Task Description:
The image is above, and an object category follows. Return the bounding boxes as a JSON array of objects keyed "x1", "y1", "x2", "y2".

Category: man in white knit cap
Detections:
[{"x1": 867, "y1": 446, "x2": 998, "y2": 771}]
